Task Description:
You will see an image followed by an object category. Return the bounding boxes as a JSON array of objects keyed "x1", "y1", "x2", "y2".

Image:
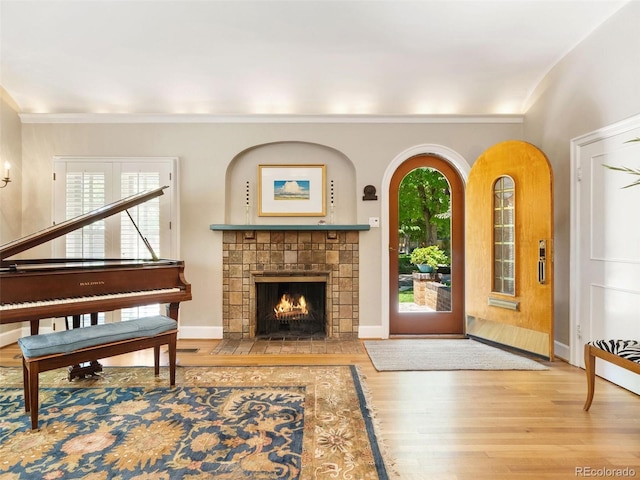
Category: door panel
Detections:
[
  {"x1": 575, "y1": 125, "x2": 640, "y2": 394},
  {"x1": 389, "y1": 155, "x2": 465, "y2": 335},
  {"x1": 466, "y1": 141, "x2": 554, "y2": 359}
]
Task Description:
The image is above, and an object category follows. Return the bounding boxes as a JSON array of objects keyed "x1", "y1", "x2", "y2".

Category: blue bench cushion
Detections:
[
  {"x1": 18, "y1": 315, "x2": 177, "y2": 359},
  {"x1": 589, "y1": 339, "x2": 640, "y2": 364}
]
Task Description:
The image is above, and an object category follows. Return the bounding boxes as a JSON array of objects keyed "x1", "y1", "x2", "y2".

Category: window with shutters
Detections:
[{"x1": 53, "y1": 157, "x2": 178, "y2": 324}]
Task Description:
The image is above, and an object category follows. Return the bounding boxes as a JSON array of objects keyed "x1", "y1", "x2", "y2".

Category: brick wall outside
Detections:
[
  {"x1": 222, "y1": 230, "x2": 360, "y2": 339},
  {"x1": 413, "y1": 273, "x2": 452, "y2": 311}
]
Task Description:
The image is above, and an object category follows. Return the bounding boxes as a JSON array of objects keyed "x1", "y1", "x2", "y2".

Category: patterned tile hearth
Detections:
[{"x1": 210, "y1": 337, "x2": 366, "y2": 355}]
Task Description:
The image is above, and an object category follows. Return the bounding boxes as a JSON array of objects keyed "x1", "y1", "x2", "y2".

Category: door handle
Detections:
[{"x1": 538, "y1": 240, "x2": 546, "y2": 284}]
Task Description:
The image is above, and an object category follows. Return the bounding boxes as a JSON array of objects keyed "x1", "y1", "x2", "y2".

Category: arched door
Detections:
[
  {"x1": 466, "y1": 140, "x2": 554, "y2": 359},
  {"x1": 389, "y1": 155, "x2": 465, "y2": 335}
]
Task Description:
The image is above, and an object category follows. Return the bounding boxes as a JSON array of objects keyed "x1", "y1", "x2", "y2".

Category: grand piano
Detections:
[{"x1": 0, "y1": 186, "x2": 192, "y2": 363}]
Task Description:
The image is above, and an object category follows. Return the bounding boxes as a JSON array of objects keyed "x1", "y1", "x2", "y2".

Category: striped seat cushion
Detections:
[{"x1": 588, "y1": 339, "x2": 640, "y2": 364}]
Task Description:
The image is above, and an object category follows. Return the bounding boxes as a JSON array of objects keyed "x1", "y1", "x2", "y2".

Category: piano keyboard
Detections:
[{"x1": 0, "y1": 288, "x2": 182, "y2": 311}]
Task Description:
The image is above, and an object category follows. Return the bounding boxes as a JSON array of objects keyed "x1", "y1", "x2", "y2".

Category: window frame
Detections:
[{"x1": 52, "y1": 156, "x2": 180, "y2": 322}]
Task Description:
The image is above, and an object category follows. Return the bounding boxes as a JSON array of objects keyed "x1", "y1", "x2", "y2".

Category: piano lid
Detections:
[{"x1": 0, "y1": 186, "x2": 168, "y2": 261}]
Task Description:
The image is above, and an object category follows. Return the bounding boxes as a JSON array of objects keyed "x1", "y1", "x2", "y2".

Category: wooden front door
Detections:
[
  {"x1": 389, "y1": 155, "x2": 465, "y2": 335},
  {"x1": 465, "y1": 140, "x2": 554, "y2": 359}
]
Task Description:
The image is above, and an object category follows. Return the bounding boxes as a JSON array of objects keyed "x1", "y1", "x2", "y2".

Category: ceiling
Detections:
[{"x1": 0, "y1": 0, "x2": 629, "y2": 117}]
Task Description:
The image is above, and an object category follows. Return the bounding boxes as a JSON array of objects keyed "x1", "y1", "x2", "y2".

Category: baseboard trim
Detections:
[
  {"x1": 358, "y1": 325, "x2": 385, "y2": 339},
  {"x1": 0, "y1": 327, "x2": 24, "y2": 348},
  {"x1": 0, "y1": 322, "x2": 64, "y2": 348},
  {"x1": 554, "y1": 340, "x2": 570, "y2": 362},
  {"x1": 178, "y1": 325, "x2": 223, "y2": 339}
]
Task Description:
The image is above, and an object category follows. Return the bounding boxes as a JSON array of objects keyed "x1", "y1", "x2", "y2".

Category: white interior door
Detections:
[{"x1": 572, "y1": 115, "x2": 640, "y2": 395}]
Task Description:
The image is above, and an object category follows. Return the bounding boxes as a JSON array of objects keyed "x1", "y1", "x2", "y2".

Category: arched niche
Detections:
[{"x1": 225, "y1": 141, "x2": 357, "y2": 224}]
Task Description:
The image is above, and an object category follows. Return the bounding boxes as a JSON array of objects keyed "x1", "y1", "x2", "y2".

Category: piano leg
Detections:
[
  {"x1": 68, "y1": 312, "x2": 103, "y2": 381},
  {"x1": 166, "y1": 302, "x2": 180, "y2": 321},
  {"x1": 30, "y1": 320, "x2": 40, "y2": 336}
]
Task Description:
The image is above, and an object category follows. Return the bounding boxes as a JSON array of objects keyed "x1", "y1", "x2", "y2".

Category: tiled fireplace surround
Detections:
[{"x1": 222, "y1": 230, "x2": 360, "y2": 339}]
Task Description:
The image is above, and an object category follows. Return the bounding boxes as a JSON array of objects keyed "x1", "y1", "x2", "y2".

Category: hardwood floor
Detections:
[{"x1": 2, "y1": 339, "x2": 639, "y2": 479}]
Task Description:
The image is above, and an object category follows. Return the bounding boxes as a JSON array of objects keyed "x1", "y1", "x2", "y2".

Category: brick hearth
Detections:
[{"x1": 222, "y1": 230, "x2": 360, "y2": 339}]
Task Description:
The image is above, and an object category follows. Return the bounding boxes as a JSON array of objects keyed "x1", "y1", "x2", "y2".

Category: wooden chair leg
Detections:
[
  {"x1": 28, "y1": 363, "x2": 40, "y2": 430},
  {"x1": 168, "y1": 334, "x2": 177, "y2": 387},
  {"x1": 22, "y1": 357, "x2": 30, "y2": 413},
  {"x1": 153, "y1": 345, "x2": 160, "y2": 376},
  {"x1": 584, "y1": 344, "x2": 596, "y2": 411}
]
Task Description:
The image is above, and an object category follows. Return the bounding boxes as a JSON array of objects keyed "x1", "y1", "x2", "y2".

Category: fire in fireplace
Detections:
[
  {"x1": 256, "y1": 279, "x2": 326, "y2": 338},
  {"x1": 274, "y1": 293, "x2": 308, "y2": 320}
]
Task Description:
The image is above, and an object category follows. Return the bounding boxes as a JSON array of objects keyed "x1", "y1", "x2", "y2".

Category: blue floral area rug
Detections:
[{"x1": 0, "y1": 365, "x2": 390, "y2": 479}]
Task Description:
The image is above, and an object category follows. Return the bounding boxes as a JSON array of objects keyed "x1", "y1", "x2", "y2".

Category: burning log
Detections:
[{"x1": 274, "y1": 294, "x2": 308, "y2": 321}]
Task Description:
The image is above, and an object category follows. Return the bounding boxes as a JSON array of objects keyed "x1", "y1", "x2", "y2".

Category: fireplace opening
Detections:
[{"x1": 256, "y1": 280, "x2": 326, "y2": 338}]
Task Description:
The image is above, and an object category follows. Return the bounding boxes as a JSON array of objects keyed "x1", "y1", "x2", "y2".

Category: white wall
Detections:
[
  {"x1": 16, "y1": 120, "x2": 522, "y2": 338},
  {"x1": 0, "y1": 88, "x2": 21, "y2": 243},
  {"x1": 226, "y1": 141, "x2": 357, "y2": 225},
  {"x1": 0, "y1": 88, "x2": 22, "y2": 341},
  {"x1": 524, "y1": 1, "x2": 640, "y2": 353}
]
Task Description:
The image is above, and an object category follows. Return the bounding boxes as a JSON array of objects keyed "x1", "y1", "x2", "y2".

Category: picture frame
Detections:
[{"x1": 258, "y1": 164, "x2": 326, "y2": 216}]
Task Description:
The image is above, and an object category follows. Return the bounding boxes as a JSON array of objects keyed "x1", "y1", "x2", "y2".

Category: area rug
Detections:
[
  {"x1": 0, "y1": 365, "x2": 390, "y2": 479},
  {"x1": 364, "y1": 338, "x2": 548, "y2": 371}
]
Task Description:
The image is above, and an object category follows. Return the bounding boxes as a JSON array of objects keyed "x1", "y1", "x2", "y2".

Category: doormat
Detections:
[{"x1": 364, "y1": 339, "x2": 548, "y2": 371}]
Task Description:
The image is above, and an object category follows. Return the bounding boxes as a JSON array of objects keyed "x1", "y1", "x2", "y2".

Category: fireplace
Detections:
[
  {"x1": 221, "y1": 230, "x2": 360, "y2": 339},
  {"x1": 255, "y1": 276, "x2": 327, "y2": 338}
]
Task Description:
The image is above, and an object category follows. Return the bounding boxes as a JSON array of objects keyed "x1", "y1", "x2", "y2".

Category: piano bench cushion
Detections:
[{"x1": 18, "y1": 315, "x2": 177, "y2": 359}]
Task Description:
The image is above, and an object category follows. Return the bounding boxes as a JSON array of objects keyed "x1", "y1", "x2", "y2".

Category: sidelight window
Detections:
[{"x1": 493, "y1": 176, "x2": 515, "y2": 295}]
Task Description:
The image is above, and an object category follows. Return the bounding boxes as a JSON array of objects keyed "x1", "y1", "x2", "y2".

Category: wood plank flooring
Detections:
[{"x1": 1, "y1": 339, "x2": 638, "y2": 479}]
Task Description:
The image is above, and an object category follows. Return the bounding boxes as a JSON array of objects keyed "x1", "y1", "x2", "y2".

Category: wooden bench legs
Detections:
[
  {"x1": 584, "y1": 343, "x2": 640, "y2": 411},
  {"x1": 156, "y1": 336, "x2": 177, "y2": 385},
  {"x1": 583, "y1": 344, "x2": 597, "y2": 411},
  {"x1": 23, "y1": 330, "x2": 177, "y2": 430}
]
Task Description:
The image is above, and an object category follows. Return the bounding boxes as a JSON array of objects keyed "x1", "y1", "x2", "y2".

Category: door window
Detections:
[
  {"x1": 493, "y1": 176, "x2": 515, "y2": 295},
  {"x1": 398, "y1": 167, "x2": 452, "y2": 312}
]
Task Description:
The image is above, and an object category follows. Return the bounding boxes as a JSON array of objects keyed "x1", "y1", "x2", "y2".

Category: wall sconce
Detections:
[{"x1": 0, "y1": 162, "x2": 11, "y2": 188}]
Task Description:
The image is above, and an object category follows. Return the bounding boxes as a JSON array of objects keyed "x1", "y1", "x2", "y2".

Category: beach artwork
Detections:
[{"x1": 258, "y1": 164, "x2": 325, "y2": 216}]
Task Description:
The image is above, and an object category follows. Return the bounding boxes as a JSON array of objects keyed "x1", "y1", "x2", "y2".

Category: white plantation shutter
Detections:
[
  {"x1": 65, "y1": 171, "x2": 107, "y2": 258},
  {"x1": 53, "y1": 157, "x2": 177, "y2": 323},
  {"x1": 119, "y1": 170, "x2": 163, "y2": 320},
  {"x1": 120, "y1": 172, "x2": 161, "y2": 260}
]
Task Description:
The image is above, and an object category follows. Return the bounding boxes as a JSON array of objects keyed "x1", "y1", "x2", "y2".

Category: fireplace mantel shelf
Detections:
[{"x1": 210, "y1": 224, "x2": 370, "y2": 231}]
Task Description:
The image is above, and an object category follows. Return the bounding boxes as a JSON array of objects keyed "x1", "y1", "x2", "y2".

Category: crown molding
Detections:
[{"x1": 19, "y1": 113, "x2": 524, "y2": 124}]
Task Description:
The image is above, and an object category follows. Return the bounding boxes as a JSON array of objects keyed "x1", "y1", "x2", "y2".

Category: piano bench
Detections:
[{"x1": 18, "y1": 315, "x2": 178, "y2": 430}]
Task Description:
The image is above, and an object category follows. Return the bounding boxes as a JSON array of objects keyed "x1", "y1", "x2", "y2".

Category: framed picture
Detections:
[{"x1": 258, "y1": 164, "x2": 326, "y2": 216}]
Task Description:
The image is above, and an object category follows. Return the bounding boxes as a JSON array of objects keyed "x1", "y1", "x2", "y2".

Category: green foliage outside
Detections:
[
  {"x1": 398, "y1": 167, "x2": 451, "y2": 255},
  {"x1": 398, "y1": 254, "x2": 414, "y2": 274},
  {"x1": 399, "y1": 290, "x2": 414, "y2": 303},
  {"x1": 397, "y1": 167, "x2": 452, "y2": 304},
  {"x1": 409, "y1": 245, "x2": 449, "y2": 269}
]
